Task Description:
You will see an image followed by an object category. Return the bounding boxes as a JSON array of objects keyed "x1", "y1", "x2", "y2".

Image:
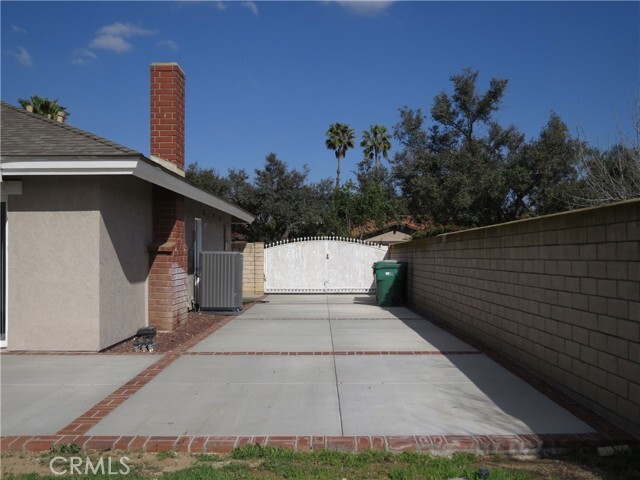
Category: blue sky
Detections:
[{"x1": 2, "y1": 1, "x2": 639, "y2": 184}]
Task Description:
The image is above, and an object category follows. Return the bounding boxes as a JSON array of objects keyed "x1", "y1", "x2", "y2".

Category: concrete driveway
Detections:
[{"x1": 76, "y1": 294, "x2": 594, "y2": 437}]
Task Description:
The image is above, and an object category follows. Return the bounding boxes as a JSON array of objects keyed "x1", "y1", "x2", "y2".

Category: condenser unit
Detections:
[{"x1": 197, "y1": 252, "x2": 243, "y2": 312}]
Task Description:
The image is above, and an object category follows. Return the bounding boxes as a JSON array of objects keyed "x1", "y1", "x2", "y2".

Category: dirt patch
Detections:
[
  {"x1": 102, "y1": 311, "x2": 229, "y2": 354},
  {"x1": 0, "y1": 452, "x2": 199, "y2": 477}
]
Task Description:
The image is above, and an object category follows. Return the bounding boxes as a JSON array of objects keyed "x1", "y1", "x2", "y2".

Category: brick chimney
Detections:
[
  {"x1": 148, "y1": 63, "x2": 189, "y2": 332},
  {"x1": 150, "y1": 62, "x2": 185, "y2": 175}
]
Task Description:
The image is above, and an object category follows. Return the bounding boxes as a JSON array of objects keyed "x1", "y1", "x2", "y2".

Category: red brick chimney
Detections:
[
  {"x1": 150, "y1": 62, "x2": 185, "y2": 174},
  {"x1": 148, "y1": 63, "x2": 189, "y2": 331}
]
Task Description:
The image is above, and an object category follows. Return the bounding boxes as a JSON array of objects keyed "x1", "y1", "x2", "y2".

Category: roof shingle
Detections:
[{"x1": 0, "y1": 101, "x2": 142, "y2": 157}]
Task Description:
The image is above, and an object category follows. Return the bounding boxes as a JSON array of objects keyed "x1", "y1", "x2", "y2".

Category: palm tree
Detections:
[
  {"x1": 325, "y1": 122, "x2": 355, "y2": 188},
  {"x1": 360, "y1": 125, "x2": 392, "y2": 172},
  {"x1": 18, "y1": 95, "x2": 68, "y2": 122}
]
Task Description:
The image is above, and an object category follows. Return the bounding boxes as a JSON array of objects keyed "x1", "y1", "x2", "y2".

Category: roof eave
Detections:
[{"x1": 0, "y1": 155, "x2": 255, "y2": 224}]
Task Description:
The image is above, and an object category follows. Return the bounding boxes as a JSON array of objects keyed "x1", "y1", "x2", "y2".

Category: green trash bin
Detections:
[{"x1": 373, "y1": 261, "x2": 407, "y2": 307}]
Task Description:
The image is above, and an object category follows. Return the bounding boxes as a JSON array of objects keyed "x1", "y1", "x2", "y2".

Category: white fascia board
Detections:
[
  {"x1": 0, "y1": 157, "x2": 140, "y2": 175},
  {"x1": 0, "y1": 156, "x2": 255, "y2": 224},
  {"x1": 133, "y1": 160, "x2": 255, "y2": 223}
]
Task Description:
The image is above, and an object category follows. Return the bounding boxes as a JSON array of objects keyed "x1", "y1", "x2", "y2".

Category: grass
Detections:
[
  {"x1": 156, "y1": 451, "x2": 178, "y2": 461},
  {"x1": 2, "y1": 444, "x2": 640, "y2": 479}
]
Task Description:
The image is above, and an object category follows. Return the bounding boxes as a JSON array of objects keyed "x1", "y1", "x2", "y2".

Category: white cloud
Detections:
[
  {"x1": 157, "y1": 39, "x2": 179, "y2": 52},
  {"x1": 7, "y1": 46, "x2": 33, "y2": 67},
  {"x1": 11, "y1": 25, "x2": 27, "y2": 34},
  {"x1": 243, "y1": 1, "x2": 258, "y2": 16},
  {"x1": 98, "y1": 22, "x2": 155, "y2": 38},
  {"x1": 73, "y1": 21, "x2": 158, "y2": 62},
  {"x1": 334, "y1": 1, "x2": 394, "y2": 16},
  {"x1": 215, "y1": 1, "x2": 228, "y2": 11},
  {"x1": 86, "y1": 22, "x2": 156, "y2": 54},
  {"x1": 90, "y1": 34, "x2": 133, "y2": 53},
  {"x1": 71, "y1": 48, "x2": 98, "y2": 65}
]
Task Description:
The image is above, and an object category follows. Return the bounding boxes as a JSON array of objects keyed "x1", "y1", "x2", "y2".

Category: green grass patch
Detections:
[{"x1": 156, "y1": 451, "x2": 177, "y2": 461}]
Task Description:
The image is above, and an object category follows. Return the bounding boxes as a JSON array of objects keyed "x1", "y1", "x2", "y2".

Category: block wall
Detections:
[
  {"x1": 389, "y1": 199, "x2": 640, "y2": 435},
  {"x1": 232, "y1": 242, "x2": 264, "y2": 296}
]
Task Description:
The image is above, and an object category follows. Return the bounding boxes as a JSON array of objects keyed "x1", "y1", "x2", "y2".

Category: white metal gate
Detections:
[{"x1": 264, "y1": 237, "x2": 388, "y2": 293}]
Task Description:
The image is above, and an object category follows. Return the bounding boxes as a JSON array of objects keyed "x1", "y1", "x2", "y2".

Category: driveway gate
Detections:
[{"x1": 264, "y1": 237, "x2": 388, "y2": 293}]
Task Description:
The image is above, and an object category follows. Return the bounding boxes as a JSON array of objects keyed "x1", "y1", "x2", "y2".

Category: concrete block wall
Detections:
[
  {"x1": 389, "y1": 199, "x2": 640, "y2": 435},
  {"x1": 232, "y1": 242, "x2": 264, "y2": 296}
]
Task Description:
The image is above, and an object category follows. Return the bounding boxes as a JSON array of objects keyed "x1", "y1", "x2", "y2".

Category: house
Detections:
[
  {"x1": 360, "y1": 218, "x2": 427, "y2": 245},
  {"x1": 0, "y1": 63, "x2": 254, "y2": 351}
]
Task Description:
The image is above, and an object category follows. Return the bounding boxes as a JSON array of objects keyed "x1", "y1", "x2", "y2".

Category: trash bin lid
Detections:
[{"x1": 373, "y1": 260, "x2": 407, "y2": 269}]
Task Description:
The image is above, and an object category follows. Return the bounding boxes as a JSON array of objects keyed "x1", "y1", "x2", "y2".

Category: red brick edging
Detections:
[{"x1": 1, "y1": 432, "x2": 634, "y2": 455}]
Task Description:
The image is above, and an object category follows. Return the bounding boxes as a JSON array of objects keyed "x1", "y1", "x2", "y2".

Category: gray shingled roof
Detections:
[{"x1": 0, "y1": 101, "x2": 142, "y2": 157}]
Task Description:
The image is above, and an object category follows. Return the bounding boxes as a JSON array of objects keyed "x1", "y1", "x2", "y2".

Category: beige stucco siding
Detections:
[
  {"x1": 7, "y1": 177, "x2": 101, "y2": 351},
  {"x1": 98, "y1": 177, "x2": 152, "y2": 349},
  {"x1": 184, "y1": 198, "x2": 232, "y2": 308}
]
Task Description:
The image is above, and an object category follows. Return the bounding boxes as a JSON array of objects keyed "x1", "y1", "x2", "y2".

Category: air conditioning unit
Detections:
[{"x1": 197, "y1": 252, "x2": 243, "y2": 312}]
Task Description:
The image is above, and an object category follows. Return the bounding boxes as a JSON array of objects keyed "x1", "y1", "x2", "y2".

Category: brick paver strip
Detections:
[{"x1": 2, "y1": 433, "x2": 636, "y2": 455}]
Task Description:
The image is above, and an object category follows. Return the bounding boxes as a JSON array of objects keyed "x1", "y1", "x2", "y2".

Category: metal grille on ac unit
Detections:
[{"x1": 197, "y1": 252, "x2": 243, "y2": 311}]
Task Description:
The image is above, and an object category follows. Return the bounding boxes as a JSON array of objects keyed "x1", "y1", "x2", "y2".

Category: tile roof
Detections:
[{"x1": 0, "y1": 101, "x2": 141, "y2": 157}]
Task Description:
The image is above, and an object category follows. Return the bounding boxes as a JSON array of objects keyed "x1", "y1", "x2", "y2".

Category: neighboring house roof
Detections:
[
  {"x1": 365, "y1": 230, "x2": 412, "y2": 244},
  {"x1": 0, "y1": 102, "x2": 254, "y2": 224}
]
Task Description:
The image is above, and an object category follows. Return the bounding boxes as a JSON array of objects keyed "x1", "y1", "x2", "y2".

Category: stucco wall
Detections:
[
  {"x1": 7, "y1": 177, "x2": 101, "y2": 351},
  {"x1": 389, "y1": 199, "x2": 640, "y2": 436},
  {"x1": 98, "y1": 177, "x2": 152, "y2": 349},
  {"x1": 184, "y1": 198, "x2": 232, "y2": 308}
]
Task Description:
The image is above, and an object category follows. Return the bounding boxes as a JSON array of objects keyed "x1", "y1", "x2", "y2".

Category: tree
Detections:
[
  {"x1": 185, "y1": 162, "x2": 234, "y2": 198},
  {"x1": 504, "y1": 112, "x2": 582, "y2": 218},
  {"x1": 251, "y1": 153, "x2": 331, "y2": 242},
  {"x1": 18, "y1": 95, "x2": 68, "y2": 122},
  {"x1": 573, "y1": 102, "x2": 640, "y2": 206},
  {"x1": 392, "y1": 68, "x2": 522, "y2": 226},
  {"x1": 360, "y1": 125, "x2": 392, "y2": 172},
  {"x1": 325, "y1": 122, "x2": 355, "y2": 188},
  {"x1": 186, "y1": 155, "x2": 334, "y2": 243}
]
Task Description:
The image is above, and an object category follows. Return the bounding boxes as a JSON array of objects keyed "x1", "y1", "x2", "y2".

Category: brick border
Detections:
[{"x1": 1, "y1": 433, "x2": 633, "y2": 455}]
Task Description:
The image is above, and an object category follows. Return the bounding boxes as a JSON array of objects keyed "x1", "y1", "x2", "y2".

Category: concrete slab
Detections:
[
  {"x1": 328, "y1": 303, "x2": 422, "y2": 320},
  {"x1": 189, "y1": 319, "x2": 333, "y2": 352},
  {"x1": 330, "y1": 319, "x2": 475, "y2": 352},
  {"x1": 88, "y1": 356, "x2": 341, "y2": 436},
  {"x1": 237, "y1": 303, "x2": 330, "y2": 320},
  {"x1": 4, "y1": 295, "x2": 601, "y2": 442},
  {"x1": 336, "y1": 356, "x2": 593, "y2": 436},
  {"x1": 339, "y1": 381, "x2": 594, "y2": 436},
  {"x1": 263, "y1": 294, "x2": 376, "y2": 305},
  {"x1": 262, "y1": 295, "x2": 330, "y2": 304},
  {"x1": 150, "y1": 355, "x2": 337, "y2": 384},
  {"x1": 0, "y1": 355, "x2": 157, "y2": 435}
]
